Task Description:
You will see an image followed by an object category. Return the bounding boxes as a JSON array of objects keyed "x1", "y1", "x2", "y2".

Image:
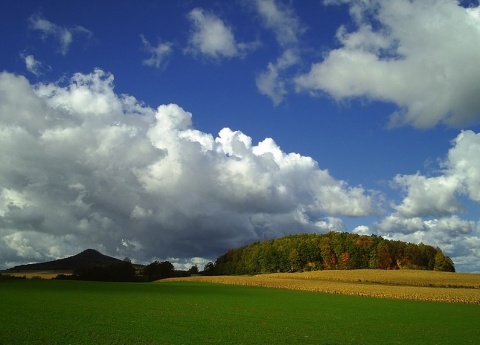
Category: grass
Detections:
[{"x1": 1, "y1": 279, "x2": 479, "y2": 344}]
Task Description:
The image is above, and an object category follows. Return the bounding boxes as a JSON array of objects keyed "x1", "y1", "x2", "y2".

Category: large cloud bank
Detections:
[{"x1": 0, "y1": 69, "x2": 375, "y2": 268}]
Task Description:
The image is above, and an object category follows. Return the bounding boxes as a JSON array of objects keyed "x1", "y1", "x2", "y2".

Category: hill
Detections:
[
  {"x1": 7, "y1": 249, "x2": 124, "y2": 271},
  {"x1": 213, "y1": 232, "x2": 455, "y2": 275}
]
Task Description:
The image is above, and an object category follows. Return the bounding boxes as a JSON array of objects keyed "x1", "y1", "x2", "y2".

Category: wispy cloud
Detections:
[
  {"x1": 256, "y1": 49, "x2": 299, "y2": 106},
  {"x1": 254, "y1": 0, "x2": 305, "y2": 105},
  {"x1": 140, "y1": 35, "x2": 173, "y2": 69},
  {"x1": 186, "y1": 8, "x2": 258, "y2": 59},
  {"x1": 28, "y1": 13, "x2": 93, "y2": 55},
  {"x1": 255, "y1": 0, "x2": 305, "y2": 48},
  {"x1": 21, "y1": 54, "x2": 48, "y2": 76}
]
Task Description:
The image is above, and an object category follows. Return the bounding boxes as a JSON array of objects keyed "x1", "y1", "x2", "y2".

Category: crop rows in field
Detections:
[{"x1": 162, "y1": 269, "x2": 480, "y2": 304}]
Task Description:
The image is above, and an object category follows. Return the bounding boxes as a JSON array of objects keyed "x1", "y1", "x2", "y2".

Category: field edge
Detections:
[{"x1": 161, "y1": 270, "x2": 480, "y2": 304}]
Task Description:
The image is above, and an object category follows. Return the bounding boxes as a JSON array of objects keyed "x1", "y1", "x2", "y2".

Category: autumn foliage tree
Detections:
[{"x1": 213, "y1": 232, "x2": 455, "y2": 275}]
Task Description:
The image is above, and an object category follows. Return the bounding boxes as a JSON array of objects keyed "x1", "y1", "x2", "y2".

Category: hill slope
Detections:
[{"x1": 7, "y1": 249, "x2": 124, "y2": 271}]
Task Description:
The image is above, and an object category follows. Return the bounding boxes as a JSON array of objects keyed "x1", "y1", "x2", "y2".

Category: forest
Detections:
[{"x1": 212, "y1": 232, "x2": 455, "y2": 275}]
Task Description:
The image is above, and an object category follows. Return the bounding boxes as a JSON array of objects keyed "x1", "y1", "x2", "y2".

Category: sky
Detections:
[{"x1": 1, "y1": 0, "x2": 480, "y2": 272}]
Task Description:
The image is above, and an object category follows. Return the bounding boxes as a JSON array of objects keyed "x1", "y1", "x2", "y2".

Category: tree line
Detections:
[
  {"x1": 212, "y1": 232, "x2": 455, "y2": 275},
  {"x1": 55, "y1": 260, "x2": 178, "y2": 282}
]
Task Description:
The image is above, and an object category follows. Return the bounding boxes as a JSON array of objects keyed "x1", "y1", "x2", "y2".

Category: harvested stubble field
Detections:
[
  {"x1": 3, "y1": 270, "x2": 73, "y2": 279},
  {"x1": 163, "y1": 269, "x2": 480, "y2": 304}
]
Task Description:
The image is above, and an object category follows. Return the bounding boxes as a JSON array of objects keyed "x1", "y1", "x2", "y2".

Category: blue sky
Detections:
[{"x1": 1, "y1": 0, "x2": 480, "y2": 272}]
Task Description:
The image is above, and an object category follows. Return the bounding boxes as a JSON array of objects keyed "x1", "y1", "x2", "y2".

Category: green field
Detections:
[{"x1": 0, "y1": 280, "x2": 479, "y2": 344}]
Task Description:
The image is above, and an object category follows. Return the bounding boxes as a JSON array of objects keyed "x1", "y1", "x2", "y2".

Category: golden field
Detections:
[
  {"x1": 162, "y1": 270, "x2": 480, "y2": 304},
  {"x1": 1, "y1": 270, "x2": 73, "y2": 279}
]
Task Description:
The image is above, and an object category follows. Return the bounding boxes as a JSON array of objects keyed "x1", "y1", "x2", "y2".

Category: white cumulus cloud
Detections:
[
  {"x1": 392, "y1": 174, "x2": 463, "y2": 218},
  {"x1": 376, "y1": 213, "x2": 479, "y2": 271},
  {"x1": 295, "y1": 0, "x2": 480, "y2": 129},
  {"x1": 391, "y1": 130, "x2": 480, "y2": 218},
  {"x1": 445, "y1": 130, "x2": 480, "y2": 202},
  {"x1": 0, "y1": 69, "x2": 375, "y2": 268},
  {"x1": 376, "y1": 131, "x2": 480, "y2": 271}
]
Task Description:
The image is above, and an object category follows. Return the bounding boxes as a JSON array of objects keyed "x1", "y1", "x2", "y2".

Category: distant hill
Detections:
[{"x1": 7, "y1": 249, "x2": 124, "y2": 271}]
